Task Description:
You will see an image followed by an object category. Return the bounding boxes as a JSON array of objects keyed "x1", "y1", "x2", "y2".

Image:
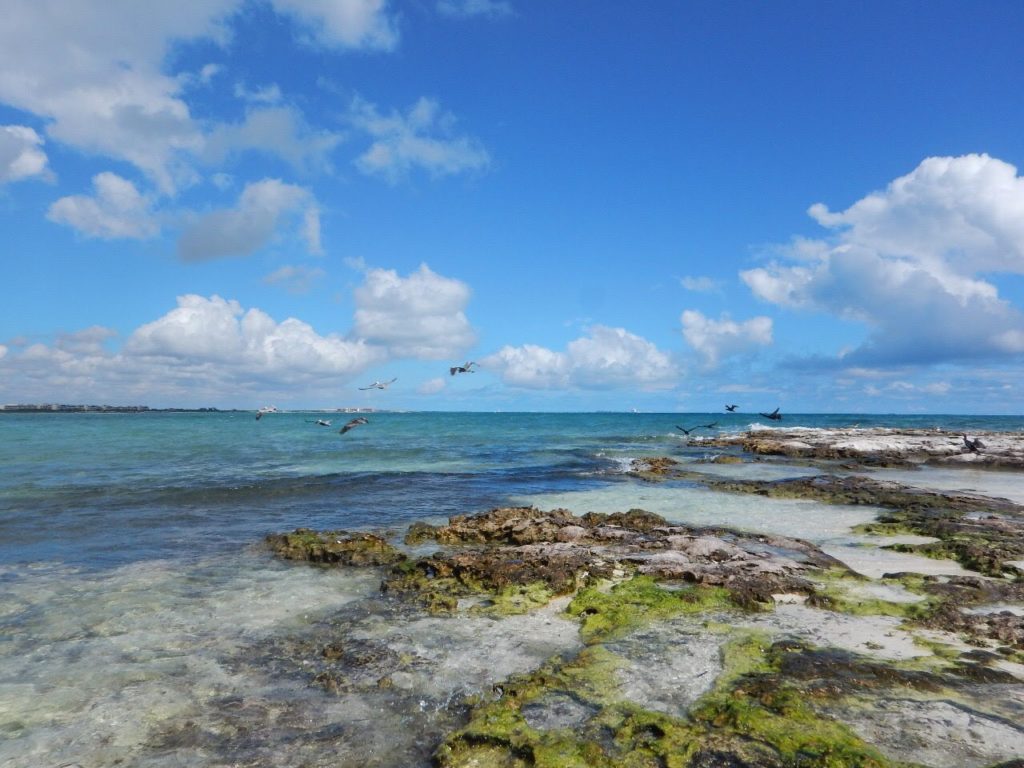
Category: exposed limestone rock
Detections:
[{"x1": 698, "y1": 427, "x2": 1024, "y2": 469}]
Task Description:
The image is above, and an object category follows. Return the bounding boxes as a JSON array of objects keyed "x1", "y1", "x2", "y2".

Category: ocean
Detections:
[{"x1": 2, "y1": 411, "x2": 1022, "y2": 766}]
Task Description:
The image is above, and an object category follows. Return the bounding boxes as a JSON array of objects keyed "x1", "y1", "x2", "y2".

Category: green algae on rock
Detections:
[{"x1": 265, "y1": 528, "x2": 407, "y2": 566}]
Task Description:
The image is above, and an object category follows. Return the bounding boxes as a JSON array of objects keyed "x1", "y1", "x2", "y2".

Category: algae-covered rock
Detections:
[
  {"x1": 381, "y1": 506, "x2": 836, "y2": 617},
  {"x1": 265, "y1": 528, "x2": 406, "y2": 566},
  {"x1": 708, "y1": 473, "x2": 1024, "y2": 578}
]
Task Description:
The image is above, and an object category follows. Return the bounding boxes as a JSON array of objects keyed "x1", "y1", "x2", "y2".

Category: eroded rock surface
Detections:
[{"x1": 698, "y1": 427, "x2": 1024, "y2": 469}]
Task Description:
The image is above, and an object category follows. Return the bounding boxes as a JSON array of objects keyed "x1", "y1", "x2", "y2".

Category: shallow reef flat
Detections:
[
  {"x1": 696, "y1": 427, "x2": 1024, "y2": 469},
  {"x1": 268, "y1": 478, "x2": 1024, "y2": 768}
]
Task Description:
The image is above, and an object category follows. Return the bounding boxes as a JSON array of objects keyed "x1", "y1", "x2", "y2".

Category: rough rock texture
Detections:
[
  {"x1": 384, "y1": 506, "x2": 847, "y2": 615},
  {"x1": 265, "y1": 528, "x2": 406, "y2": 566},
  {"x1": 697, "y1": 427, "x2": 1024, "y2": 469}
]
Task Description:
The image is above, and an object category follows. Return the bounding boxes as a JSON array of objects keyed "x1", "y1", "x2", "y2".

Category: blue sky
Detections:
[{"x1": 2, "y1": 0, "x2": 1024, "y2": 413}]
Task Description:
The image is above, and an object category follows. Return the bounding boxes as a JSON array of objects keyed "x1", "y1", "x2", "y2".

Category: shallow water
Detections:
[{"x1": 2, "y1": 411, "x2": 1023, "y2": 765}]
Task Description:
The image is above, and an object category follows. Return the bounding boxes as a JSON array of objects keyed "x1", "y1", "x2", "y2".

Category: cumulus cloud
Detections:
[
  {"x1": 0, "y1": 125, "x2": 50, "y2": 183},
  {"x1": 0, "y1": 1, "x2": 231, "y2": 193},
  {"x1": 0, "y1": 1, "x2": 396, "y2": 193},
  {"x1": 0, "y1": 295, "x2": 388, "y2": 405},
  {"x1": 127, "y1": 294, "x2": 385, "y2": 375},
  {"x1": 349, "y1": 96, "x2": 490, "y2": 182},
  {"x1": 437, "y1": 0, "x2": 513, "y2": 18},
  {"x1": 353, "y1": 263, "x2": 476, "y2": 358},
  {"x1": 269, "y1": 0, "x2": 399, "y2": 50},
  {"x1": 203, "y1": 106, "x2": 343, "y2": 173},
  {"x1": 680, "y1": 310, "x2": 773, "y2": 369},
  {"x1": 742, "y1": 154, "x2": 1024, "y2": 366},
  {"x1": 263, "y1": 264, "x2": 327, "y2": 294},
  {"x1": 177, "y1": 178, "x2": 321, "y2": 261},
  {"x1": 47, "y1": 172, "x2": 159, "y2": 239},
  {"x1": 484, "y1": 326, "x2": 677, "y2": 390}
]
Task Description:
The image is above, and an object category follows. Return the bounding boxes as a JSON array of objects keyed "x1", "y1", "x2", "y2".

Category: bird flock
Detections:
[
  {"x1": 254, "y1": 362, "x2": 480, "y2": 435},
  {"x1": 256, "y1": 370, "x2": 796, "y2": 439}
]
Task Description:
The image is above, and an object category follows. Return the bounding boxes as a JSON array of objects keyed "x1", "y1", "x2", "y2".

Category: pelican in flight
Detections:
[
  {"x1": 359, "y1": 378, "x2": 397, "y2": 390},
  {"x1": 450, "y1": 361, "x2": 478, "y2": 376},
  {"x1": 307, "y1": 419, "x2": 332, "y2": 427},
  {"x1": 340, "y1": 417, "x2": 369, "y2": 435},
  {"x1": 676, "y1": 422, "x2": 718, "y2": 435},
  {"x1": 725, "y1": 404, "x2": 738, "y2": 412},
  {"x1": 760, "y1": 408, "x2": 782, "y2": 421},
  {"x1": 962, "y1": 434, "x2": 985, "y2": 453},
  {"x1": 255, "y1": 405, "x2": 277, "y2": 420}
]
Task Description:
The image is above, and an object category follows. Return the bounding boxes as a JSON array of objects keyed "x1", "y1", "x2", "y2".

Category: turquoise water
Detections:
[
  {"x1": 1, "y1": 411, "x2": 1021, "y2": 568},
  {"x1": 2, "y1": 411, "x2": 1023, "y2": 767}
]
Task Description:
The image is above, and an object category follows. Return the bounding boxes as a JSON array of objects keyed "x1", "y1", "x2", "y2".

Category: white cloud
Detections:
[
  {"x1": 270, "y1": 0, "x2": 399, "y2": 50},
  {"x1": 126, "y1": 294, "x2": 385, "y2": 375},
  {"x1": 417, "y1": 377, "x2": 446, "y2": 394},
  {"x1": 263, "y1": 264, "x2": 327, "y2": 294},
  {"x1": 47, "y1": 172, "x2": 159, "y2": 239},
  {"x1": 202, "y1": 106, "x2": 343, "y2": 174},
  {"x1": 742, "y1": 154, "x2": 1024, "y2": 366},
  {"x1": 349, "y1": 96, "x2": 490, "y2": 182},
  {"x1": 0, "y1": 295, "x2": 388, "y2": 405},
  {"x1": 353, "y1": 263, "x2": 476, "y2": 358},
  {"x1": 0, "y1": 1, "x2": 232, "y2": 193},
  {"x1": 0, "y1": 125, "x2": 50, "y2": 183},
  {"x1": 177, "y1": 178, "x2": 321, "y2": 261},
  {"x1": 484, "y1": 326, "x2": 678, "y2": 390},
  {"x1": 680, "y1": 310, "x2": 773, "y2": 369},
  {"x1": 0, "y1": 1, "x2": 395, "y2": 193},
  {"x1": 233, "y1": 82, "x2": 283, "y2": 104},
  {"x1": 680, "y1": 275, "x2": 720, "y2": 293},
  {"x1": 0, "y1": 345, "x2": 7, "y2": 360},
  {"x1": 437, "y1": 0, "x2": 513, "y2": 18}
]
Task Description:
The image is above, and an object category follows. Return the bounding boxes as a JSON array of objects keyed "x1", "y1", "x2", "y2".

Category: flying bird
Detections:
[
  {"x1": 359, "y1": 378, "x2": 397, "y2": 390},
  {"x1": 760, "y1": 408, "x2": 783, "y2": 421},
  {"x1": 725, "y1": 404, "x2": 738, "y2": 412},
  {"x1": 676, "y1": 422, "x2": 718, "y2": 435},
  {"x1": 307, "y1": 419, "x2": 332, "y2": 427},
  {"x1": 962, "y1": 434, "x2": 985, "y2": 453},
  {"x1": 450, "y1": 361, "x2": 478, "y2": 376},
  {"x1": 340, "y1": 417, "x2": 369, "y2": 435}
]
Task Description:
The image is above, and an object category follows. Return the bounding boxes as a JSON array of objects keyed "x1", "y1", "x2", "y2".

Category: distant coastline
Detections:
[{"x1": 0, "y1": 404, "x2": 387, "y2": 414}]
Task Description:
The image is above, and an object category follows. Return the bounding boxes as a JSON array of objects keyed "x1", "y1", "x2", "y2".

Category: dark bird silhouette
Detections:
[
  {"x1": 450, "y1": 361, "x2": 478, "y2": 376},
  {"x1": 340, "y1": 417, "x2": 369, "y2": 435},
  {"x1": 676, "y1": 422, "x2": 718, "y2": 435},
  {"x1": 725, "y1": 404, "x2": 738, "y2": 412},
  {"x1": 255, "y1": 410, "x2": 262, "y2": 421},
  {"x1": 962, "y1": 434, "x2": 985, "y2": 453},
  {"x1": 760, "y1": 408, "x2": 782, "y2": 421},
  {"x1": 359, "y1": 378, "x2": 397, "y2": 390}
]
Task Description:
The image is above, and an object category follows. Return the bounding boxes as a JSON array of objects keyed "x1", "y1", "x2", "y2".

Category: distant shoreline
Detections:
[{"x1": 0, "y1": 404, "x2": 386, "y2": 414}]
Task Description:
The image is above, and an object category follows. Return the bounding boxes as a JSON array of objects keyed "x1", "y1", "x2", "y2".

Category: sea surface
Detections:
[{"x1": 2, "y1": 411, "x2": 1022, "y2": 767}]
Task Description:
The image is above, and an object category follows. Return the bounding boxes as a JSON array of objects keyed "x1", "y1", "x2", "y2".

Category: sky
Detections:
[{"x1": 2, "y1": 0, "x2": 1024, "y2": 413}]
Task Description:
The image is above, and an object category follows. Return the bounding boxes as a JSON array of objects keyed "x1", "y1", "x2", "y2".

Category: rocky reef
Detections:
[
  {"x1": 696, "y1": 427, "x2": 1024, "y2": 469},
  {"x1": 266, "y1": 494, "x2": 1024, "y2": 767}
]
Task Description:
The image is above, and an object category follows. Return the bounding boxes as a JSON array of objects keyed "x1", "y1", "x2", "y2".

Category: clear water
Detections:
[{"x1": 2, "y1": 411, "x2": 1022, "y2": 765}]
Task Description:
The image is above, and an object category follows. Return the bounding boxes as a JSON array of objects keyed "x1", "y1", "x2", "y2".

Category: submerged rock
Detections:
[{"x1": 265, "y1": 528, "x2": 406, "y2": 566}]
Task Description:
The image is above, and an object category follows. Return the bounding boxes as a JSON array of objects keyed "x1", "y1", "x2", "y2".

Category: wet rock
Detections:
[
  {"x1": 704, "y1": 473, "x2": 1024, "y2": 578},
  {"x1": 699, "y1": 427, "x2": 1024, "y2": 469},
  {"x1": 265, "y1": 529, "x2": 406, "y2": 566},
  {"x1": 380, "y1": 506, "x2": 841, "y2": 617}
]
